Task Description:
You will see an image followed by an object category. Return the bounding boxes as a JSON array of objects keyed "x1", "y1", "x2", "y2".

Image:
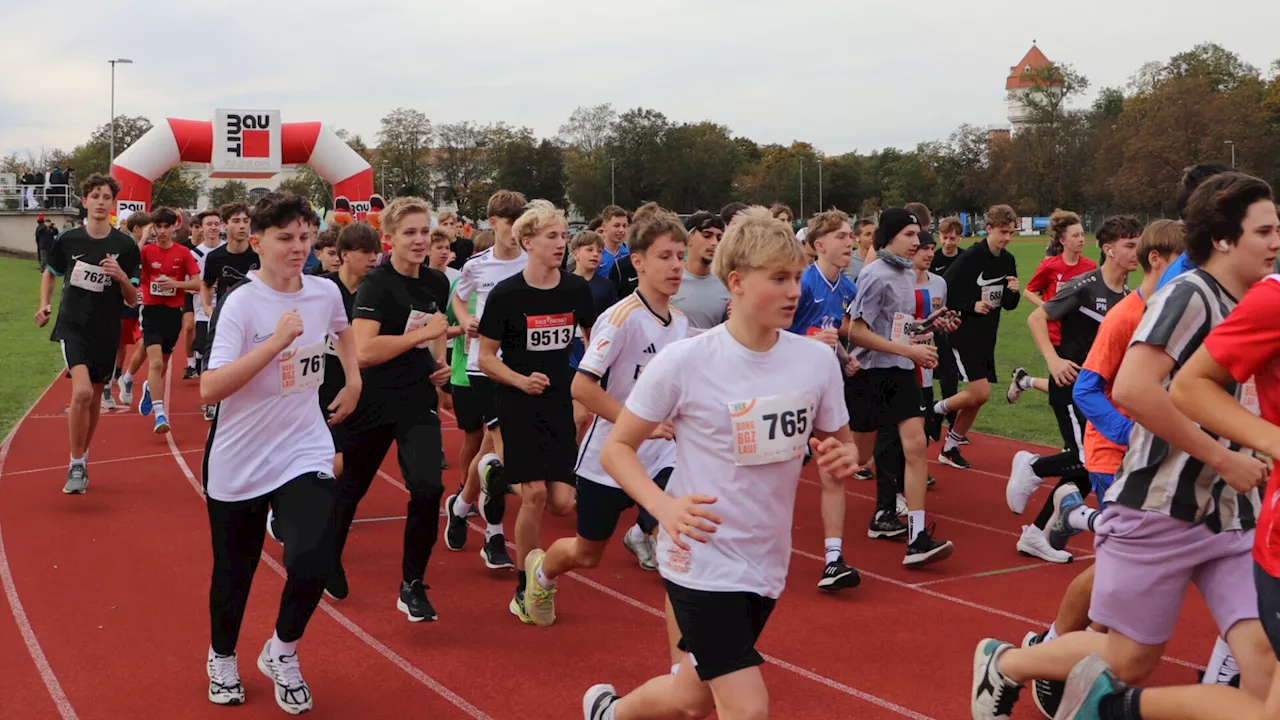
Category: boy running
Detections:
[
  {"x1": 36, "y1": 174, "x2": 141, "y2": 494},
  {"x1": 476, "y1": 200, "x2": 598, "y2": 623},
  {"x1": 135, "y1": 207, "x2": 203, "y2": 434},
  {"x1": 200, "y1": 191, "x2": 359, "y2": 713},
  {"x1": 582, "y1": 207, "x2": 858, "y2": 720},
  {"x1": 185, "y1": 210, "x2": 224, "y2": 379},
  {"x1": 521, "y1": 212, "x2": 689, "y2": 626}
]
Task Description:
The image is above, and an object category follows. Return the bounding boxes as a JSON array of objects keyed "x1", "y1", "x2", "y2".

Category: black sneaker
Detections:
[
  {"x1": 904, "y1": 523, "x2": 954, "y2": 567},
  {"x1": 479, "y1": 458, "x2": 507, "y2": 525},
  {"x1": 325, "y1": 564, "x2": 349, "y2": 601},
  {"x1": 444, "y1": 494, "x2": 468, "y2": 551},
  {"x1": 925, "y1": 410, "x2": 944, "y2": 443},
  {"x1": 868, "y1": 511, "x2": 908, "y2": 540},
  {"x1": 183, "y1": 366, "x2": 199, "y2": 380},
  {"x1": 397, "y1": 580, "x2": 437, "y2": 622},
  {"x1": 1020, "y1": 631, "x2": 1065, "y2": 718},
  {"x1": 481, "y1": 533, "x2": 514, "y2": 569},
  {"x1": 853, "y1": 467, "x2": 873, "y2": 481},
  {"x1": 939, "y1": 447, "x2": 972, "y2": 469},
  {"x1": 817, "y1": 556, "x2": 861, "y2": 592}
]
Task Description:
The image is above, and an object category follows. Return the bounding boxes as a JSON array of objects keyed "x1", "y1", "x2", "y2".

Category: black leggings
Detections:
[
  {"x1": 1031, "y1": 401, "x2": 1091, "y2": 530},
  {"x1": 208, "y1": 472, "x2": 336, "y2": 656},
  {"x1": 333, "y1": 417, "x2": 444, "y2": 585}
]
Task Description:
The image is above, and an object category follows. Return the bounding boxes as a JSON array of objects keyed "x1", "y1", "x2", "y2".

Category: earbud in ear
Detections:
[
  {"x1": 1218, "y1": 240, "x2": 1230, "y2": 251},
  {"x1": 1107, "y1": 249, "x2": 1114, "y2": 258}
]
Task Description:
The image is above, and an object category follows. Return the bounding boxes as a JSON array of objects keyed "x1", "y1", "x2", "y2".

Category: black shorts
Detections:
[
  {"x1": 665, "y1": 579, "x2": 777, "y2": 682},
  {"x1": 451, "y1": 383, "x2": 484, "y2": 433},
  {"x1": 495, "y1": 391, "x2": 576, "y2": 485},
  {"x1": 845, "y1": 367, "x2": 925, "y2": 433},
  {"x1": 194, "y1": 320, "x2": 209, "y2": 359},
  {"x1": 141, "y1": 305, "x2": 184, "y2": 354},
  {"x1": 1051, "y1": 401, "x2": 1087, "y2": 457},
  {"x1": 950, "y1": 341, "x2": 998, "y2": 384},
  {"x1": 1048, "y1": 373, "x2": 1076, "y2": 408},
  {"x1": 1256, "y1": 562, "x2": 1280, "y2": 659},
  {"x1": 575, "y1": 468, "x2": 671, "y2": 542},
  {"x1": 182, "y1": 293, "x2": 195, "y2": 314},
  {"x1": 329, "y1": 421, "x2": 350, "y2": 455},
  {"x1": 60, "y1": 335, "x2": 116, "y2": 384},
  {"x1": 467, "y1": 374, "x2": 500, "y2": 429}
]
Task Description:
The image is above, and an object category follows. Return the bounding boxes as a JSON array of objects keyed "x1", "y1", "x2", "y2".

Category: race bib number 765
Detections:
[{"x1": 728, "y1": 391, "x2": 814, "y2": 466}]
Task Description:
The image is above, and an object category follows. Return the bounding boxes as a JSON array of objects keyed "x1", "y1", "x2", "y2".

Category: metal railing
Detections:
[{"x1": 0, "y1": 184, "x2": 82, "y2": 212}]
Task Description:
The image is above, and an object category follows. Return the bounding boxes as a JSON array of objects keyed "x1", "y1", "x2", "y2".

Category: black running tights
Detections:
[{"x1": 1031, "y1": 402, "x2": 1092, "y2": 530}]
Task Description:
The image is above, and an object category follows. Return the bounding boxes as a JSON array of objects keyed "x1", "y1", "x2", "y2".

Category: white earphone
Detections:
[
  {"x1": 1218, "y1": 240, "x2": 1230, "y2": 251},
  {"x1": 1106, "y1": 248, "x2": 1114, "y2": 258}
]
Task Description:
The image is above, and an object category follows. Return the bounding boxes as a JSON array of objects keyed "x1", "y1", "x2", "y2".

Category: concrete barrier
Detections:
[{"x1": 0, "y1": 211, "x2": 79, "y2": 258}]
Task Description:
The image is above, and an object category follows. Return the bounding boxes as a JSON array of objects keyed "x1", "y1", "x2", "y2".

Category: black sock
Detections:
[
  {"x1": 1098, "y1": 687, "x2": 1142, "y2": 720},
  {"x1": 516, "y1": 570, "x2": 527, "y2": 598}
]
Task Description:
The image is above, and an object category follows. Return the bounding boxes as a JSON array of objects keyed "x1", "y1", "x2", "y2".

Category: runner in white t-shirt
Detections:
[
  {"x1": 583, "y1": 207, "x2": 859, "y2": 720},
  {"x1": 199, "y1": 192, "x2": 360, "y2": 714},
  {"x1": 446, "y1": 190, "x2": 529, "y2": 571},
  {"x1": 190, "y1": 212, "x2": 226, "y2": 419},
  {"x1": 521, "y1": 213, "x2": 688, "y2": 628}
]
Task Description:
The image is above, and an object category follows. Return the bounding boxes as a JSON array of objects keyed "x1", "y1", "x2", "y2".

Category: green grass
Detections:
[
  {"x1": 0, "y1": 256, "x2": 63, "y2": 440},
  {"x1": 964, "y1": 238, "x2": 1144, "y2": 446}
]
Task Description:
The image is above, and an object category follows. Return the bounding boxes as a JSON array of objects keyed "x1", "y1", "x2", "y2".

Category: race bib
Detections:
[
  {"x1": 325, "y1": 336, "x2": 338, "y2": 357},
  {"x1": 982, "y1": 285, "x2": 1003, "y2": 308},
  {"x1": 890, "y1": 312, "x2": 913, "y2": 344},
  {"x1": 70, "y1": 260, "x2": 108, "y2": 292},
  {"x1": 527, "y1": 313, "x2": 574, "y2": 351},
  {"x1": 1242, "y1": 376, "x2": 1261, "y2": 415},
  {"x1": 278, "y1": 341, "x2": 326, "y2": 396},
  {"x1": 727, "y1": 391, "x2": 814, "y2": 467},
  {"x1": 149, "y1": 278, "x2": 176, "y2": 297},
  {"x1": 404, "y1": 310, "x2": 434, "y2": 349}
]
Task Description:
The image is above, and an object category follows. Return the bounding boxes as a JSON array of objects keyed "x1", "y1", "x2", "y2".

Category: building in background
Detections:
[{"x1": 1006, "y1": 43, "x2": 1062, "y2": 134}]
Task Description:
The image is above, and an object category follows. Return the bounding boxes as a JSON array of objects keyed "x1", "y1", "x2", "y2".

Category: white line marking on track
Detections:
[
  {"x1": 908, "y1": 555, "x2": 1097, "y2": 588},
  {"x1": 0, "y1": 376, "x2": 80, "y2": 720},
  {"x1": 352, "y1": 515, "x2": 409, "y2": 524},
  {"x1": 4, "y1": 448, "x2": 204, "y2": 477},
  {"x1": 163, "y1": 366, "x2": 495, "y2": 720},
  {"x1": 374, "y1": 470, "x2": 937, "y2": 719}
]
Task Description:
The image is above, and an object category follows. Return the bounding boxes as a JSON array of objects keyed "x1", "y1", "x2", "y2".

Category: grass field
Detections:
[
  {"x1": 0, "y1": 239, "x2": 1137, "y2": 445},
  {"x1": 0, "y1": 255, "x2": 63, "y2": 439}
]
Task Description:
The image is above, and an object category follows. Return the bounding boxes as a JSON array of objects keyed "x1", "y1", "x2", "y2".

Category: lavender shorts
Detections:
[{"x1": 1090, "y1": 504, "x2": 1257, "y2": 646}]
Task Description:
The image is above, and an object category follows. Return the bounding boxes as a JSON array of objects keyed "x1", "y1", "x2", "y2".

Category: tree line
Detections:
[{"x1": 6, "y1": 42, "x2": 1277, "y2": 225}]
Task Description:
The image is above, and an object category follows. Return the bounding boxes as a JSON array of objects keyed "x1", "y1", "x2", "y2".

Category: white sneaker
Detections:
[
  {"x1": 1005, "y1": 451, "x2": 1043, "y2": 514},
  {"x1": 1016, "y1": 525, "x2": 1072, "y2": 564},
  {"x1": 623, "y1": 528, "x2": 657, "y2": 571},
  {"x1": 100, "y1": 386, "x2": 115, "y2": 410},
  {"x1": 117, "y1": 375, "x2": 133, "y2": 405},
  {"x1": 206, "y1": 647, "x2": 245, "y2": 705},
  {"x1": 896, "y1": 493, "x2": 908, "y2": 517},
  {"x1": 257, "y1": 639, "x2": 312, "y2": 715}
]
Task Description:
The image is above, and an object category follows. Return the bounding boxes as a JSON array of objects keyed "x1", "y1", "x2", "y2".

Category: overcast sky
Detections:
[{"x1": 3, "y1": 0, "x2": 1277, "y2": 163}]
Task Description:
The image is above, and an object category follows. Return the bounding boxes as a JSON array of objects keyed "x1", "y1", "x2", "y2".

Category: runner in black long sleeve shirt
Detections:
[{"x1": 929, "y1": 205, "x2": 1020, "y2": 469}]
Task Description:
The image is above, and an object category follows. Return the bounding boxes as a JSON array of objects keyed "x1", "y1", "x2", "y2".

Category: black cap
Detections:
[
  {"x1": 875, "y1": 207, "x2": 921, "y2": 248},
  {"x1": 685, "y1": 211, "x2": 725, "y2": 233},
  {"x1": 917, "y1": 229, "x2": 936, "y2": 248}
]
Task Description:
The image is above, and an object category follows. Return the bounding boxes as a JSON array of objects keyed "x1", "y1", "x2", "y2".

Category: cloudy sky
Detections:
[{"x1": 3, "y1": 0, "x2": 1277, "y2": 162}]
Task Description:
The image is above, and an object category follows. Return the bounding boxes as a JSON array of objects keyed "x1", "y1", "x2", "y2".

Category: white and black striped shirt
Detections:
[{"x1": 1109, "y1": 269, "x2": 1260, "y2": 532}]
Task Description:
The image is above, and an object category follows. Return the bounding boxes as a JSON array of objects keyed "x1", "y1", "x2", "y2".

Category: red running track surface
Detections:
[{"x1": 0, "y1": 367, "x2": 1219, "y2": 719}]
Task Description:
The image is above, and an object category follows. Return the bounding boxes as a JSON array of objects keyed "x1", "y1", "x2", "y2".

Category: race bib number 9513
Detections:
[
  {"x1": 279, "y1": 341, "x2": 326, "y2": 396},
  {"x1": 728, "y1": 391, "x2": 814, "y2": 466},
  {"x1": 527, "y1": 313, "x2": 574, "y2": 351}
]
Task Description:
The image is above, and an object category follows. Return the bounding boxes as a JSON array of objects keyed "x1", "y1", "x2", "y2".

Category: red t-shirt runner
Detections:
[
  {"x1": 1202, "y1": 274, "x2": 1280, "y2": 576},
  {"x1": 139, "y1": 243, "x2": 200, "y2": 308},
  {"x1": 1026, "y1": 254, "x2": 1096, "y2": 345}
]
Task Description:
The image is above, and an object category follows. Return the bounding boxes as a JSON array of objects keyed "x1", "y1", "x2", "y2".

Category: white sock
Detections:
[
  {"x1": 535, "y1": 564, "x2": 555, "y2": 589},
  {"x1": 908, "y1": 511, "x2": 926, "y2": 543},
  {"x1": 625, "y1": 524, "x2": 646, "y2": 544},
  {"x1": 824, "y1": 537, "x2": 842, "y2": 564},
  {"x1": 1202, "y1": 636, "x2": 1237, "y2": 684},
  {"x1": 1044, "y1": 623, "x2": 1059, "y2": 642},
  {"x1": 153, "y1": 400, "x2": 165, "y2": 415},
  {"x1": 187, "y1": 357, "x2": 196, "y2": 369},
  {"x1": 1019, "y1": 374, "x2": 1036, "y2": 390},
  {"x1": 69, "y1": 455, "x2": 86, "y2": 468},
  {"x1": 933, "y1": 399, "x2": 949, "y2": 415},
  {"x1": 454, "y1": 499, "x2": 473, "y2": 518},
  {"x1": 1067, "y1": 505, "x2": 1098, "y2": 533},
  {"x1": 943, "y1": 431, "x2": 962, "y2": 452},
  {"x1": 484, "y1": 523, "x2": 503, "y2": 540},
  {"x1": 121, "y1": 370, "x2": 132, "y2": 384},
  {"x1": 269, "y1": 632, "x2": 297, "y2": 659}
]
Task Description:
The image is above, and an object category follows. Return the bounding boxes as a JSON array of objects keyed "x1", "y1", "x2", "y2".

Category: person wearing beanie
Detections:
[{"x1": 845, "y1": 208, "x2": 956, "y2": 567}]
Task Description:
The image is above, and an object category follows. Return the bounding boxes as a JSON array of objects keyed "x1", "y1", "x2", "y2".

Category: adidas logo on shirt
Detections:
[{"x1": 642, "y1": 343, "x2": 657, "y2": 355}]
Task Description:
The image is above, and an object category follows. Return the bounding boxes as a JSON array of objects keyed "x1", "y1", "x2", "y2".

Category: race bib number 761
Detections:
[
  {"x1": 728, "y1": 391, "x2": 814, "y2": 466},
  {"x1": 279, "y1": 341, "x2": 326, "y2": 396}
]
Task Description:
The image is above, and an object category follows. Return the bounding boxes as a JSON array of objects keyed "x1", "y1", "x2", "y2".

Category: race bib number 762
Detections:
[{"x1": 728, "y1": 391, "x2": 814, "y2": 466}]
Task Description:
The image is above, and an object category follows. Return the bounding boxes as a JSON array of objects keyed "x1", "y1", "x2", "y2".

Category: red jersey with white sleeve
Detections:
[
  {"x1": 140, "y1": 242, "x2": 200, "y2": 308},
  {"x1": 1026, "y1": 254, "x2": 1096, "y2": 345},
  {"x1": 625, "y1": 325, "x2": 848, "y2": 598},
  {"x1": 1201, "y1": 274, "x2": 1280, "y2": 576}
]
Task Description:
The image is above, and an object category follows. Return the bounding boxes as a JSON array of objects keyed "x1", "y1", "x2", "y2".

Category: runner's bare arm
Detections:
[
  {"x1": 571, "y1": 372, "x2": 623, "y2": 423},
  {"x1": 351, "y1": 316, "x2": 444, "y2": 368},
  {"x1": 477, "y1": 336, "x2": 544, "y2": 393},
  {"x1": 200, "y1": 283, "x2": 214, "y2": 317},
  {"x1": 1172, "y1": 347, "x2": 1280, "y2": 462}
]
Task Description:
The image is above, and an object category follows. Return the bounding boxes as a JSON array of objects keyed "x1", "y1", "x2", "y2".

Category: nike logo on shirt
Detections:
[
  {"x1": 977, "y1": 273, "x2": 1005, "y2": 286},
  {"x1": 252, "y1": 333, "x2": 271, "y2": 343}
]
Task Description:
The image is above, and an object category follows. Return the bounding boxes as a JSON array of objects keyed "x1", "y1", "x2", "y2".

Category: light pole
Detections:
[
  {"x1": 108, "y1": 58, "x2": 133, "y2": 168},
  {"x1": 798, "y1": 159, "x2": 804, "y2": 219},
  {"x1": 610, "y1": 158, "x2": 616, "y2": 205},
  {"x1": 1224, "y1": 140, "x2": 1236, "y2": 168}
]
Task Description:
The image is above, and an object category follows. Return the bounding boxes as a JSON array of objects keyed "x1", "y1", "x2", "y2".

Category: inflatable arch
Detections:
[{"x1": 109, "y1": 118, "x2": 374, "y2": 220}]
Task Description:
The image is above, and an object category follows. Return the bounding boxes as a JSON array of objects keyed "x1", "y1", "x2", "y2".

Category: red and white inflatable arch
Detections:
[{"x1": 110, "y1": 118, "x2": 374, "y2": 218}]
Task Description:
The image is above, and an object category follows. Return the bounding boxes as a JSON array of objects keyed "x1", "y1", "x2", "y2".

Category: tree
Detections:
[
  {"x1": 1013, "y1": 63, "x2": 1090, "y2": 125},
  {"x1": 276, "y1": 167, "x2": 332, "y2": 209},
  {"x1": 1163, "y1": 43, "x2": 1259, "y2": 93},
  {"x1": 564, "y1": 151, "x2": 612, "y2": 219},
  {"x1": 658, "y1": 122, "x2": 743, "y2": 213},
  {"x1": 68, "y1": 115, "x2": 153, "y2": 180},
  {"x1": 488, "y1": 128, "x2": 566, "y2": 209},
  {"x1": 1091, "y1": 87, "x2": 1126, "y2": 119},
  {"x1": 606, "y1": 108, "x2": 672, "y2": 208},
  {"x1": 377, "y1": 108, "x2": 433, "y2": 197},
  {"x1": 153, "y1": 168, "x2": 201, "y2": 209},
  {"x1": 207, "y1": 180, "x2": 250, "y2": 208},
  {"x1": 558, "y1": 104, "x2": 617, "y2": 155},
  {"x1": 435, "y1": 120, "x2": 495, "y2": 217}
]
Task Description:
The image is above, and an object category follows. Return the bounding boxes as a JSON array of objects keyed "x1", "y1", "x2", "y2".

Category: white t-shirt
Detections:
[
  {"x1": 453, "y1": 247, "x2": 528, "y2": 374},
  {"x1": 444, "y1": 266, "x2": 461, "y2": 284},
  {"x1": 575, "y1": 293, "x2": 689, "y2": 487},
  {"x1": 204, "y1": 273, "x2": 349, "y2": 502},
  {"x1": 626, "y1": 325, "x2": 848, "y2": 598},
  {"x1": 191, "y1": 240, "x2": 225, "y2": 323}
]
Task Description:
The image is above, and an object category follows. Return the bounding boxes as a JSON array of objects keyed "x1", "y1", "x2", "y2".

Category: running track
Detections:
[{"x1": 0, "y1": 366, "x2": 1220, "y2": 719}]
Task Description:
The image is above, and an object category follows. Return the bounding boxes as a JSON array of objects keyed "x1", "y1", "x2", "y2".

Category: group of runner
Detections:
[{"x1": 34, "y1": 167, "x2": 1280, "y2": 719}]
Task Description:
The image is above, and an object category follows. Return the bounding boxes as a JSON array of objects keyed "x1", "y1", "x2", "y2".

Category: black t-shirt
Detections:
[
  {"x1": 319, "y1": 272, "x2": 359, "y2": 412},
  {"x1": 46, "y1": 226, "x2": 142, "y2": 342},
  {"x1": 943, "y1": 240, "x2": 1020, "y2": 350},
  {"x1": 1041, "y1": 269, "x2": 1128, "y2": 365},
  {"x1": 930, "y1": 249, "x2": 961, "y2": 277},
  {"x1": 352, "y1": 264, "x2": 446, "y2": 413},
  {"x1": 202, "y1": 245, "x2": 261, "y2": 302},
  {"x1": 478, "y1": 270, "x2": 598, "y2": 397}
]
